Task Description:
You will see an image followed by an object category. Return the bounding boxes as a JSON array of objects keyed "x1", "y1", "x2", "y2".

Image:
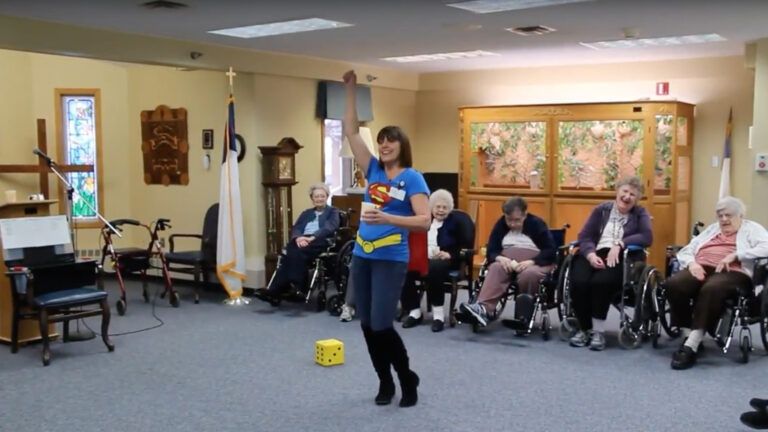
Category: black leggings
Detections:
[
  {"x1": 400, "y1": 259, "x2": 453, "y2": 311},
  {"x1": 569, "y1": 249, "x2": 624, "y2": 331}
]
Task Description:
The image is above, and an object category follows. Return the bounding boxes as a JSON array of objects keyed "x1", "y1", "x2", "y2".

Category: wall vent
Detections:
[
  {"x1": 141, "y1": 0, "x2": 188, "y2": 9},
  {"x1": 506, "y1": 25, "x2": 557, "y2": 36}
]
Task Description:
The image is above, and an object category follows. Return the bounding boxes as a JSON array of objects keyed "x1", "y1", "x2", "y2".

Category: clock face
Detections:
[{"x1": 277, "y1": 157, "x2": 292, "y2": 179}]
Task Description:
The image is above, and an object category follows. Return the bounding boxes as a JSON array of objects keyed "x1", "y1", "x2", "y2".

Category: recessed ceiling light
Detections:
[
  {"x1": 447, "y1": 0, "x2": 593, "y2": 14},
  {"x1": 381, "y1": 50, "x2": 499, "y2": 63},
  {"x1": 209, "y1": 18, "x2": 352, "y2": 39},
  {"x1": 580, "y1": 33, "x2": 726, "y2": 50}
]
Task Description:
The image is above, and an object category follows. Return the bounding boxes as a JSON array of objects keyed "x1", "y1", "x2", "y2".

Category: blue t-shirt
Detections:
[{"x1": 353, "y1": 157, "x2": 430, "y2": 263}]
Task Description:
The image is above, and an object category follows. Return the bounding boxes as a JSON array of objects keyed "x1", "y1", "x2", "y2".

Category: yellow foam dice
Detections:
[{"x1": 315, "y1": 338, "x2": 344, "y2": 366}]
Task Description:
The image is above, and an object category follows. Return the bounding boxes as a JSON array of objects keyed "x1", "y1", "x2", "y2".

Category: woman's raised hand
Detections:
[{"x1": 343, "y1": 70, "x2": 357, "y2": 86}]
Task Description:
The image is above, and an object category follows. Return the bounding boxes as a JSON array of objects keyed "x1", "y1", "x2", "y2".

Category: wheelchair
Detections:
[
  {"x1": 265, "y1": 209, "x2": 355, "y2": 313},
  {"x1": 458, "y1": 225, "x2": 570, "y2": 339},
  {"x1": 557, "y1": 244, "x2": 660, "y2": 349},
  {"x1": 100, "y1": 218, "x2": 178, "y2": 315},
  {"x1": 653, "y1": 248, "x2": 768, "y2": 363}
]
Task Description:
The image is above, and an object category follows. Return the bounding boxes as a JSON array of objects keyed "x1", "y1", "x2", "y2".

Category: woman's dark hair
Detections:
[
  {"x1": 376, "y1": 125, "x2": 413, "y2": 168},
  {"x1": 501, "y1": 196, "x2": 528, "y2": 215}
]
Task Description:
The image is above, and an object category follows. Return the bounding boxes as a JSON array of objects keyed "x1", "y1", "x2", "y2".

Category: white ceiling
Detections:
[{"x1": 0, "y1": 0, "x2": 767, "y2": 73}]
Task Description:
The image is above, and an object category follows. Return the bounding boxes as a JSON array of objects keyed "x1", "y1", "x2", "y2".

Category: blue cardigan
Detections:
[
  {"x1": 486, "y1": 213, "x2": 556, "y2": 266},
  {"x1": 434, "y1": 212, "x2": 463, "y2": 268},
  {"x1": 290, "y1": 206, "x2": 340, "y2": 241}
]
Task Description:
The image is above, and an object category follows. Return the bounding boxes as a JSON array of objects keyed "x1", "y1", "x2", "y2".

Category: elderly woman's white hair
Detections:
[
  {"x1": 715, "y1": 196, "x2": 747, "y2": 217},
  {"x1": 429, "y1": 189, "x2": 454, "y2": 212},
  {"x1": 308, "y1": 182, "x2": 330, "y2": 197}
]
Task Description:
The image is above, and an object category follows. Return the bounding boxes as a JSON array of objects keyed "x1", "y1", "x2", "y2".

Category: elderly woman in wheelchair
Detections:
[
  {"x1": 666, "y1": 196, "x2": 768, "y2": 370},
  {"x1": 400, "y1": 189, "x2": 465, "y2": 332},
  {"x1": 255, "y1": 183, "x2": 340, "y2": 306},
  {"x1": 567, "y1": 176, "x2": 653, "y2": 351},
  {"x1": 459, "y1": 196, "x2": 556, "y2": 329}
]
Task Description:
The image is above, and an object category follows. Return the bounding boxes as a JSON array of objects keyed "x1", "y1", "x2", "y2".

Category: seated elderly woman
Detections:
[
  {"x1": 255, "y1": 183, "x2": 340, "y2": 306},
  {"x1": 459, "y1": 196, "x2": 556, "y2": 328},
  {"x1": 400, "y1": 189, "x2": 462, "y2": 333},
  {"x1": 568, "y1": 176, "x2": 652, "y2": 351},
  {"x1": 667, "y1": 196, "x2": 768, "y2": 370}
]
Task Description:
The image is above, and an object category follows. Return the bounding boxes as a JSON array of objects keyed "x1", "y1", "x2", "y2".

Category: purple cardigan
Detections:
[{"x1": 577, "y1": 201, "x2": 653, "y2": 257}]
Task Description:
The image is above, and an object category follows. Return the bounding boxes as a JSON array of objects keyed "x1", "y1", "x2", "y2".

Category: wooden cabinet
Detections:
[
  {"x1": 259, "y1": 138, "x2": 302, "y2": 285},
  {"x1": 459, "y1": 101, "x2": 694, "y2": 269}
]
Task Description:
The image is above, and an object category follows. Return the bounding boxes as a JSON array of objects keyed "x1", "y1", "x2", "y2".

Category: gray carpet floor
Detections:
[{"x1": 1, "y1": 278, "x2": 765, "y2": 432}]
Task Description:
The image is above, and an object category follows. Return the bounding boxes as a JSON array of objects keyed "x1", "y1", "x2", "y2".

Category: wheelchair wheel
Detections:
[
  {"x1": 760, "y1": 317, "x2": 768, "y2": 352},
  {"x1": 657, "y1": 286, "x2": 681, "y2": 339},
  {"x1": 555, "y1": 254, "x2": 574, "y2": 323},
  {"x1": 116, "y1": 299, "x2": 126, "y2": 316},
  {"x1": 333, "y1": 240, "x2": 355, "y2": 291},
  {"x1": 170, "y1": 291, "x2": 180, "y2": 308},
  {"x1": 559, "y1": 317, "x2": 579, "y2": 341},
  {"x1": 541, "y1": 314, "x2": 550, "y2": 341},
  {"x1": 315, "y1": 290, "x2": 327, "y2": 312},
  {"x1": 619, "y1": 324, "x2": 642, "y2": 349},
  {"x1": 326, "y1": 293, "x2": 344, "y2": 316},
  {"x1": 650, "y1": 320, "x2": 661, "y2": 348},
  {"x1": 741, "y1": 335, "x2": 751, "y2": 364}
]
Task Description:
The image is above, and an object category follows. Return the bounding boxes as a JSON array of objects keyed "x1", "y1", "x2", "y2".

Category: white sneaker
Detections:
[{"x1": 340, "y1": 304, "x2": 355, "y2": 322}]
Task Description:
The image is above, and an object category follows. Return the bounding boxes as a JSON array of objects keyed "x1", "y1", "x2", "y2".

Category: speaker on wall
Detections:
[
  {"x1": 422, "y1": 172, "x2": 459, "y2": 207},
  {"x1": 316, "y1": 81, "x2": 373, "y2": 121}
]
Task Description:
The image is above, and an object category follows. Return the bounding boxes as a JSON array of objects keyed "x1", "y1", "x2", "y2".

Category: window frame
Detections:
[{"x1": 54, "y1": 88, "x2": 105, "y2": 229}]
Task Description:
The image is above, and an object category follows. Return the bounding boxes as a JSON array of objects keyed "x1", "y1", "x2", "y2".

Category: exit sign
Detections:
[{"x1": 656, "y1": 82, "x2": 669, "y2": 96}]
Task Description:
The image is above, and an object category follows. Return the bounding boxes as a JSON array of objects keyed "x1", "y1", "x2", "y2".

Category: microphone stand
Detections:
[{"x1": 42, "y1": 158, "x2": 121, "y2": 342}]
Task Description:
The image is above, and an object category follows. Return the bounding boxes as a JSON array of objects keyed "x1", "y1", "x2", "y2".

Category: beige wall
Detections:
[
  {"x1": 0, "y1": 49, "x2": 415, "y2": 287},
  {"x1": 415, "y1": 56, "x2": 755, "y2": 225},
  {"x1": 751, "y1": 40, "x2": 768, "y2": 226}
]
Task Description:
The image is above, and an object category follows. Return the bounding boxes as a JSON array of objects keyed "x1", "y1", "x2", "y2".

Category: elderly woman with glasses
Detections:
[
  {"x1": 568, "y1": 176, "x2": 653, "y2": 351},
  {"x1": 400, "y1": 189, "x2": 462, "y2": 333},
  {"x1": 667, "y1": 196, "x2": 768, "y2": 370},
  {"x1": 255, "y1": 183, "x2": 340, "y2": 306},
  {"x1": 459, "y1": 196, "x2": 556, "y2": 328}
]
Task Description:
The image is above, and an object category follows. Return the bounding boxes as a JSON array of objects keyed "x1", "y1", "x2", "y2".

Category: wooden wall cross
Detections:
[{"x1": 0, "y1": 119, "x2": 93, "y2": 199}]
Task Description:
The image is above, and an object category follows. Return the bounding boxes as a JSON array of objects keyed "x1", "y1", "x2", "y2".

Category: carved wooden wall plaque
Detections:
[{"x1": 141, "y1": 105, "x2": 189, "y2": 186}]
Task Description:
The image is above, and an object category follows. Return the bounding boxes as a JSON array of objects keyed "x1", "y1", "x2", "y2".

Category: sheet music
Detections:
[{"x1": 0, "y1": 215, "x2": 71, "y2": 250}]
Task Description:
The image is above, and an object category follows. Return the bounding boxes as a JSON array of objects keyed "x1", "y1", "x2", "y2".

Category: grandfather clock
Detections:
[{"x1": 259, "y1": 137, "x2": 302, "y2": 285}]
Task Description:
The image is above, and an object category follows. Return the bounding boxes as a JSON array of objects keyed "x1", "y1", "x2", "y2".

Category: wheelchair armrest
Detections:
[
  {"x1": 169, "y1": 233, "x2": 203, "y2": 252},
  {"x1": 459, "y1": 248, "x2": 475, "y2": 259},
  {"x1": 625, "y1": 244, "x2": 645, "y2": 252}
]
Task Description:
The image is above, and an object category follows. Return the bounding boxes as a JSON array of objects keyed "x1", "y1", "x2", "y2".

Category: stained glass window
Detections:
[{"x1": 61, "y1": 95, "x2": 98, "y2": 219}]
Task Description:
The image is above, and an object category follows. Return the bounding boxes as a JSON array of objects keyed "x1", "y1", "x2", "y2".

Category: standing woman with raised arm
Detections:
[{"x1": 343, "y1": 70, "x2": 431, "y2": 408}]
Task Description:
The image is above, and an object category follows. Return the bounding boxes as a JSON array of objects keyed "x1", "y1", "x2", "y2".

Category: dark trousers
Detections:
[
  {"x1": 268, "y1": 239, "x2": 326, "y2": 294},
  {"x1": 400, "y1": 259, "x2": 453, "y2": 311},
  {"x1": 351, "y1": 256, "x2": 408, "y2": 331},
  {"x1": 666, "y1": 266, "x2": 752, "y2": 331},
  {"x1": 570, "y1": 249, "x2": 624, "y2": 331}
]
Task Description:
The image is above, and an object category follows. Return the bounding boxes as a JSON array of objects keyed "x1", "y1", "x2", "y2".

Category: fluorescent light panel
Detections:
[
  {"x1": 382, "y1": 50, "x2": 499, "y2": 63},
  {"x1": 580, "y1": 33, "x2": 726, "y2": 50},
  {"x1": 447, "y1": 0, "x2": 593, "y2": 14},
  {"x1": 209, "y1": 18, "x2": 352, "y2": 39}
]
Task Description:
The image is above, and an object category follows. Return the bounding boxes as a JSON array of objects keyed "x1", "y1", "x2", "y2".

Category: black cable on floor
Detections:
[{"x1": 82, "y1": 281, "x2": 165, "y2": 337}]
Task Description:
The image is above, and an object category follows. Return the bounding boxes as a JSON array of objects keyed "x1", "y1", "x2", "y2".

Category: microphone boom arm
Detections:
[{"x1": 35, "y1": 149, "x2": 121, "y2": 238}]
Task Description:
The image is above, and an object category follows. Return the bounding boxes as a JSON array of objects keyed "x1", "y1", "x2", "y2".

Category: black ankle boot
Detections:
[
  {"x1": 378, "y1": 328, "x2": 420, "y2": 408},
  {"x1": 398, "y1": 370, "x2": 420, "y2": 407},
  {"x1": 362, "y1": 326, "x2": 395, "y2": 405}
]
